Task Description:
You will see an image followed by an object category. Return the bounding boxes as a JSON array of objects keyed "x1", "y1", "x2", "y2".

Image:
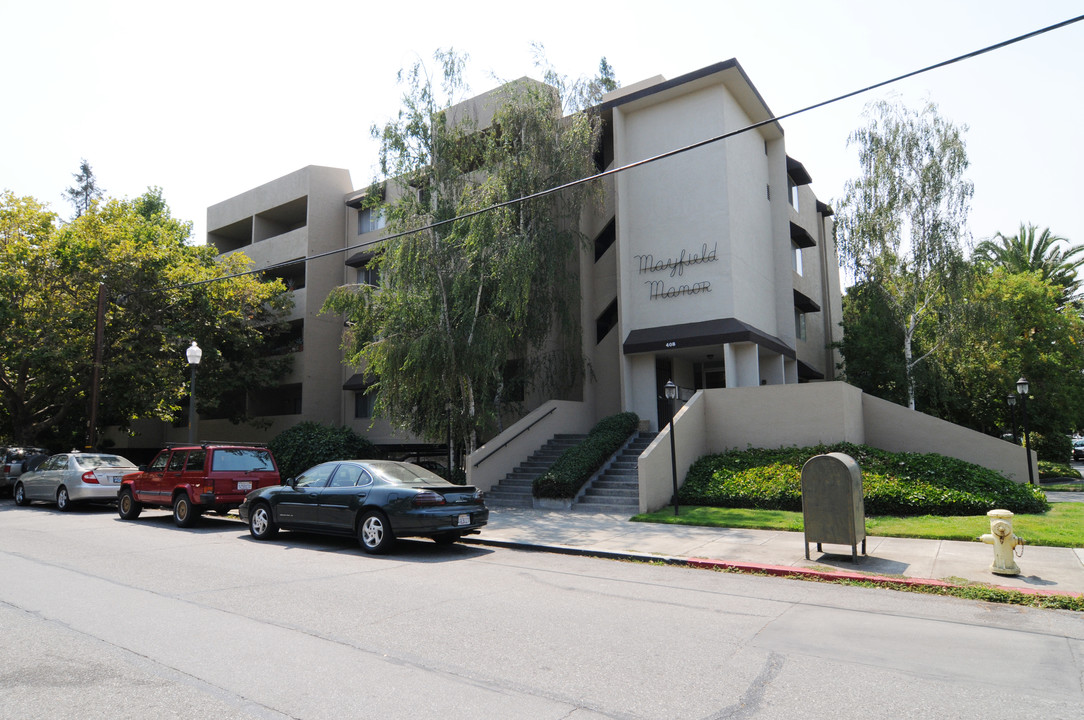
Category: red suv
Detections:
[{"x1": 118, "y1": 443, "x2": 280, "y2": 527}]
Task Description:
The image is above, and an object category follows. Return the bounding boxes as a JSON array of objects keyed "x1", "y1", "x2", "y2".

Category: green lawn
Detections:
[{"x1": 631, "y1": 501, "x2": 1084, "y2": 548}]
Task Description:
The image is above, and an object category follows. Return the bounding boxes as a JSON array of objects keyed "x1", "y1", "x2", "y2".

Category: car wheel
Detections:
[
  {"x1": 13, "y1": 483, "x2": 28, "y2": 506},
  {"x1": 172, "y1": 494, "x2": 198, "y2": 528},
  {"x1": 248, "y1": 503, "x2": 278, "y2": 540},
  {"x1": 433, "y1": 532, "x2": 464, "y2": 545},
  {"x1": 357, "y1": 510, "x2": 394, "y2": 554},
  {"x1": 56, "y1": 486, "x2": 72, "y2": 512},
  {"x1": 118, "y1": 489, "x2": 142, "y2": 520}
]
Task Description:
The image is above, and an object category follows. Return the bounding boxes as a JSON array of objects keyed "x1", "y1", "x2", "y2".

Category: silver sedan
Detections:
[{"x1": 14, "y1": 453, "x2": 137, "y2": 511}]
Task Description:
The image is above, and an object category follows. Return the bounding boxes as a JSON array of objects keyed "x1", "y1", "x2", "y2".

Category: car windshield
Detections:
[
  {"x1": 211, "y1": 448, "x2": 275, "y2": 472},
  {"x1": 368, "y1": 462, "x2": 448, "y2": 486},
  {"x1": 74, "y1": 454, "x2": 135, "y2": 469}
]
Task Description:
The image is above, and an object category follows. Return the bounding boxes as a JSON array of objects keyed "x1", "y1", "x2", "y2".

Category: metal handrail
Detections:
[{"x1": 473, "y1": 406, "x2": 557, "y2": 467}]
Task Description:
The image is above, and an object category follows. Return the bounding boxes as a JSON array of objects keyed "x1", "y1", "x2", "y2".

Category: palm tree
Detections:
[{"x1": 974, "y1": 223, "x2": 1083, "y2": 300}]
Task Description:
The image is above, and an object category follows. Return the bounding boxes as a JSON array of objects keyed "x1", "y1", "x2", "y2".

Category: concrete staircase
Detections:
[
  {"x1": 572, "y1": 432, "x2": 657, "y2": 513},
  {"x1": 484, "y1": 434, "x2": 588, "y2": 508}
]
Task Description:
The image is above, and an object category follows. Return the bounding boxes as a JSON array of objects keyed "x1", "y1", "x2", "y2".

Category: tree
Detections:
[
  {"x1": 835, "y1": 99, "x2": 974, "y2": 410},
  {"x1": 974, "y1": 223, "x2": 1082, "y2": 302},
  {"x1": 323, "y1": 50, "x2": 611, "y2": 462},
  {"x1": 65, "y1": 158, "x2": 104, "y2": 218},
  {"x1": 0, "y1": 188, "x2": 292, "y2": 447},
  {"x1": 934, "y1": 268, "x2": 1084, "y2": 436}
]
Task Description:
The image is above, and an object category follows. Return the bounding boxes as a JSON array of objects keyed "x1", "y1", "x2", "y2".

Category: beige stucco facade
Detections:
[{"x1": 112, "y1": 59, "x2": 1026, "y2": 506}]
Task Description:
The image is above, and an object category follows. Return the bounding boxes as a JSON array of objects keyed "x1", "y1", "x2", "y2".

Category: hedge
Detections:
[
  {"x1": 532, "y1": 412, "x2": 640, "y2": 499},
  {"x1": 678, "y1": 442, "x2": 1049, "y2": 516},
  {"x1": 268, "y1": 422, "x2": 383, "y2": 481}
]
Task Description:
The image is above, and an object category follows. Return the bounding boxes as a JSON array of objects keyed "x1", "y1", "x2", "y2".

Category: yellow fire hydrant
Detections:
[{"x1": 980, "y1": 509, "x2": 1023, "y2": 576}]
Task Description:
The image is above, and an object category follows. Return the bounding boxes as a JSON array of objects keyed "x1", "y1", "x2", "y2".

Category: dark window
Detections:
[
  {"x1": 167, "y1": 452, "x2": 187, "y2": 472},
  {"x1": 593, "y1": 219, "x2": 616, "y2": 262},
  {"x1": 596, "y1": 299, "x2": 618, "y2": 344},
  {"x1": 184, "y1": 450, "x2": 206, "y2": 472}
]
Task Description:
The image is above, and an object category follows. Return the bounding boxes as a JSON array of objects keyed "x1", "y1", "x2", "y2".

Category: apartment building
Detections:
[{"x1": 106, "y1": 59, "x2": 842, "y2": 469}]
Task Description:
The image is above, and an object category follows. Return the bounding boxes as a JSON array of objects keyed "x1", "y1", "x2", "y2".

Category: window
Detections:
[
  {"x1": 596, "y1": 299, "x2": 618, "y2": 344},
  {"x1": 330, "y1": 464, "x2": 364, "y2": 487},
  {"x1": 792, "y1": 242, "x2": 803, "y2": 276},
  {"x1": 358, "y1": 208, "x2": 386, "y2": 235},
  {"x1": 167, "y1": 452, "x2": 187, "y2": 472},
  {"x1": 211, "y1": 449, "x2": 275, "y2": 472},
  {"x1": 295, "y1": 463, "x2": 336, "y2": 488},
  {"x1": 355, "y1": 390, "x2": 374, "y2": 419},
  {"x1": 795, "y1": 309, "x2": 807, "y2": 341},
  {"x1": 358, "y1": 265, "x2": 379, "y2": 287},
  {"x1": 148, "y1": 452, "x2": 169, "y2": 472},
  {"x1": 185, "y1": 450, "x2": 206, "y2": 472},
  {"x1": 787, "y1": 175, "x2": 799, "y2": 211}
]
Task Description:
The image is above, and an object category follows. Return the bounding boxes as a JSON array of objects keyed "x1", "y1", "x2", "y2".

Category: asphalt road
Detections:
[{"x1": 1, "y1": 499, "x2": 1082, "y2": 720}]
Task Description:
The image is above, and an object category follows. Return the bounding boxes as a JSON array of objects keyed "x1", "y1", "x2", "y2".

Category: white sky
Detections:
[{"x1": 2, "y1": 1, "x2": 1082, "y2": 258}]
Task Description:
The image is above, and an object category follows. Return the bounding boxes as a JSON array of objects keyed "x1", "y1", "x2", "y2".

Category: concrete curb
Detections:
[{"x1": 463, "y1": 537, "x2": 1084, "y2": 599}]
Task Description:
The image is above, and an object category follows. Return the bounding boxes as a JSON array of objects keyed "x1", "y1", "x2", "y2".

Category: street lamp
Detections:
[
  {"x1": 664, "y1": 379, "x2": 679, "y2": 516},
  {"x1": 1016, "y1": 376, "x2": 1035, "y2": 487},
  {"x1": 1006, "y1": 393, "x2": 1018, "y2": 444},
  {"x1": 186, "y1": 341, "x2": 202, "y2": 444}
]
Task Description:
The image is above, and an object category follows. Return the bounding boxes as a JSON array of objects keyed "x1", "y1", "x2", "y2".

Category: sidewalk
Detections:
[{"x1": 466, "y1": 507, "x2": 1084, "y2": 597}]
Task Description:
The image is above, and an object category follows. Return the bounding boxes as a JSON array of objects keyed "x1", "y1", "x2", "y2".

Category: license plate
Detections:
[
  {"x1": 457, "y1": 514, "x2": 470, "y2": 527},
  {"x1": 109, "y1": 476, "x2": 121, "y2": 483},
  {"x1": 238, "y1": 481, "x2": 252, "y2": 491}
]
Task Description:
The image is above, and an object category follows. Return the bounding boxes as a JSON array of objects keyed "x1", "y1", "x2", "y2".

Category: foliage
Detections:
[
  {"x1": 837, "y1": 281, "x2": 907, "y2": 403},
  {"x1": 324, "y1": 49, "x2": 615, "y2": 460},
  {"x1": 974, "y1": 223, "x2": 1082, "y2": 303},
  {"x1": 533, "y1": 412, "x2": 640, "y2": 498},
  {"x1": 1038, "y1": 459, "x2": 1075, "y2": 480},
  {"x1": 835, "y1": 99, "x2": 973, "y2": 411},
  {"x1": 0, "y1": 188, "x2": 293, "y2": 447},
  {"x1": 679, "y1": 443, "x2": 1048, "y2": 516},
  {"x1": 268, "y1": 421, "x2": 383, "y2": 481},
  {"x1": 1029, "y1": 432, "x2": 1071, "y2": 465},
  {"x1": 932, "y1": 269, "x2": 1084, "y2": 437},
  {"x1": 65, "y1": 159, "x2": 104, "y2": 218}
]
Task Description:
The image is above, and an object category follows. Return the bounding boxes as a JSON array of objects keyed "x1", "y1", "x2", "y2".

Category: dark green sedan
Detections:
[{"x1": 238, "y1": 460, "x2": 488, "y2": 554}]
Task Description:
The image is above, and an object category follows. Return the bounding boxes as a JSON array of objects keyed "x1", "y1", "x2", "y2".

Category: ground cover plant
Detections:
[{"x1": 679, "y1": 442, "x2": 1048, "y2": 516}]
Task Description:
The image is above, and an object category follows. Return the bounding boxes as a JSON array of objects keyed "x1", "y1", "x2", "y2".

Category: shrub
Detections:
[
  {"x1": 269, "y1": 422, "x2": 382, "y2": 481},
  {"x1": 679, "y1": 442, "x2": 1048, "y2": 516},
  {"x1": 1030, "y1": 432, "x2": 1071, "y2": 464},
  {"x1": 533, "y1": 412, "x2": 640, "y2": 498}
]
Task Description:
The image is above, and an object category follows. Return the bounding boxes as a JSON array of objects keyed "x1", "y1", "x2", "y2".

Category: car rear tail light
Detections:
[
  {"x1": 82, "y1": 471, "x2": 99, "y2": 484},
  {"x1": 2, "y1": 465, "x2": 9, "y2": 473},
  {"x1": 412, "y1": 490, "x2": 446, "y2": 507}
]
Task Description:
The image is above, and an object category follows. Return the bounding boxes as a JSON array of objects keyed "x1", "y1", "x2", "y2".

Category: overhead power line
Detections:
[{"x1": 172, "y1": 14, "x2": 1084, "y2": 293}]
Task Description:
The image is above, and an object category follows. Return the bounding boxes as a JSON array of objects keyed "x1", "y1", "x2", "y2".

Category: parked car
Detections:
[
  {"x1": 118, "y1": 443, "x2": 280, "y2": 527},
  {"x1": 13, "y1": 452, "x2": 137, "y2": 510},
  {"x1": 1, "y1": 446, "x2": 50, "y2": 496},
  {"x1": 238, "y1": 460, "x2": 489, "y2": 554},
  {"x1": 1072, "y1": 439, "x2": 1084, "y2": 461}
]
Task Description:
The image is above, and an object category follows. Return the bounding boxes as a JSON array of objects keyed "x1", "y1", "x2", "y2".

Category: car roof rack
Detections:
[{"x1": 163, "y1": 441, "x2": 269, "y2": 449}]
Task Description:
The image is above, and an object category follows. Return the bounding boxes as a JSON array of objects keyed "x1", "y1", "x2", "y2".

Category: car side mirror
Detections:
[
  {"x1": 138, "y1": 465, "x2": 148, "y2": 471},
  {"x1": 283, "y1": 477, "x2": 296, "y2": 487}
]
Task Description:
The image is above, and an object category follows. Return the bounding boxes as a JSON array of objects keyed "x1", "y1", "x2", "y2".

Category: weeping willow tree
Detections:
[{"x1": 323, "y1": 50, "x2": 615, "y2": 461}]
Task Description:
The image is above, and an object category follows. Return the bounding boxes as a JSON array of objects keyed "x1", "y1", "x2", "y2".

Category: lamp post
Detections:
[
  {"x1": 1006, "y1": 393, "x2": 1018, "y2": 444},
  {"x1": 664, "y1": 379, "x2": 679, "y2": 516},
  {"x1": 1016, "y1": 376, "x2": 1035, "y2": 487},
  {"x1": 186, "y1": 341, "x2": 202, "y2": 444}
]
